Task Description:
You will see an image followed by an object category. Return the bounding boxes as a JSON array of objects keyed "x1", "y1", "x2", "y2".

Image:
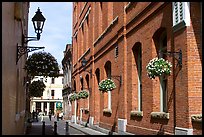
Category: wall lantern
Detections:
[
  {"x1": 81, "y1": 57, "x2": 88, "y2": 67},
  {"x1": 16, "y1": 7, "x2": 46, "y2": 64},
  {"x1": 81, "y1": 57, "x2": 94, "y2": 77}
]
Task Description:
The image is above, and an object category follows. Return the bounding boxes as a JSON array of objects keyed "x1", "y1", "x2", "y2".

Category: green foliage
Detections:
[
  {"x1": 24, "y1": 52, "x2": 60, "y2": 78},
  {"x1": 28, "y1": 80, "x2": 46, "y2": 97},
  {"x1": 78, "y1": 90, "x2": 89, "y2": 99},
  {"x1": 98, "y1": 78, "x2": 116, "y2": 92},
  {"x1": 146, "y1": 57, "x2": 172, "y2": 79},
  {"x1": 69, "y1": 93, "x2": 79, "y2": 102}
]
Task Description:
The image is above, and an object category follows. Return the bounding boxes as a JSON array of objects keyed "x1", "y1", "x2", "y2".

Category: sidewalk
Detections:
[
  {"x1": 25, "y1": 116, "x2": 107, "y2": 135},
  {"x1": 56, "y1": 120, "x2": 106, "y2": 135}
]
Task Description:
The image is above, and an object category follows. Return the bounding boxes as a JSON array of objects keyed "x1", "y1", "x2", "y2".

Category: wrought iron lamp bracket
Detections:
[
  {"x1": 161, "y1": 49, "x2": 182, "y2": 67},
  {"x1": 111, "y1": 75, "x2": 122, "y2": 85},
  {"x1": 16, "y1": 44, "x2": 45, "y2": 64},
  {"x1": 23, "y1": 36, "x2": 38, "y2": 44}
]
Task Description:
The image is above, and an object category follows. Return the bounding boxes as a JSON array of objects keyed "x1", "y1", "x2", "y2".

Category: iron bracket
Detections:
[{"x1": 16, "y1": 44, "x2": 45, "y2": 64}]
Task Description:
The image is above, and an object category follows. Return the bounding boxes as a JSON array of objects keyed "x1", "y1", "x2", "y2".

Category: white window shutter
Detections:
[{"x1": 172, "y1": 2, "x2": 190, "y2": 27}]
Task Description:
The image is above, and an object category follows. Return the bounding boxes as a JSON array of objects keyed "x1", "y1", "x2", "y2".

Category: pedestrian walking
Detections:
[
  {"x1": 57, "y1": 112, "x2": 59, "y2": 121},
  {"x1": 32, "y1": 110, "x2": 35, "y2": 121},
  {"x1": 49, "y1": 110, "x2": 52, "y2": 121}
]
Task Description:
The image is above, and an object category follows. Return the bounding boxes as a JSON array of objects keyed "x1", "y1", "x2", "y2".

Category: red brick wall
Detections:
[{"x1": 72, "y1": 2, "x2": 202, "y2": 135}]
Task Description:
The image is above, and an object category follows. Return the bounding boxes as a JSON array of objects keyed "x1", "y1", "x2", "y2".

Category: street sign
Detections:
[{"x1": 56, "y1": 102, "x2": 62, "y2": 108}]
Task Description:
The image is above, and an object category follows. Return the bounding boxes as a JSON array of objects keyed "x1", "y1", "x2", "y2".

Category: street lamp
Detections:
[
  {"x1": 81, "y1": 57, "x2": 94, "y2": 77},
  {"x1": 81, "y1": 57, "x2": 88, "y2": 67},
  {"x1": 16, "y1": 7, "x2": 46, "y2": 64},
  {"x1": 31, "y1": 7, "x2": 46, "y2": 41}
]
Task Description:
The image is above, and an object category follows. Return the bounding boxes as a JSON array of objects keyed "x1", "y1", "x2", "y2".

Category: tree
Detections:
[
  {"x1": 24, "y1": 51, "x2": 60, "y2": 78},
  {"x1": 28, "y1": 80, "x2": 46, "y2": 97}
]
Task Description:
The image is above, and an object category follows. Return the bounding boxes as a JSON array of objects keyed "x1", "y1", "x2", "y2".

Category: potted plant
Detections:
[
  {"x1": 69, "y1": 93, "x2": 79, "y2": 102},
  {"x1": 78, "y1": 90, "x2": 89, "y2": 99},
  {"x1": 98, "y1": 78, "x2": 116, "y2": 92},
  {"x1": 146, "y1": 57, "x2": 172, "y2": 79}
]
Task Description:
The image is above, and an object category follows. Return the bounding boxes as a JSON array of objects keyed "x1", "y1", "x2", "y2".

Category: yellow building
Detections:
[
  {"x1": 2, "y1": 2, "x2": 30, "y2": 135},
  {"x1": 30, "y1": 72, "x2": 64, "y2": 116}
]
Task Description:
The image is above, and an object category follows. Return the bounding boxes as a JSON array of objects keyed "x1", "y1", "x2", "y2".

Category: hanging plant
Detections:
[
  {"x1": 28, "y1": 80, "x2": 46, "y2": 97},
  {"x1": 146, "y1": 57, "x2": 172, "y2": 79},
  {"x1": 24, "y1": 51, "x2": 60, "y2": 78},
  {"x1": 78, "y1": 90, "x2": 89, "y2": 99},
  {"x1": 98, "y1": 78, "x2": 116, "y2": 92},
  {"x1": 69, "y1": 93, "x2": 80, "y2": 102}
]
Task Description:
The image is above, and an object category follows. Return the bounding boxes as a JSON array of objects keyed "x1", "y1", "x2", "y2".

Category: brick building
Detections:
[{"x1": 71, "y1": 2, "x2": 202, "y2": 135}]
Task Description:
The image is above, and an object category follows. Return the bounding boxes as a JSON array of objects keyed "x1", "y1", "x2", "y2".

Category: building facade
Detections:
[
  {"x1": 71, "y1": 2, "x2": 202, "y2": 135},
  {"x1": 61, "y1": 44, "x2": 73, "y2": 120},
  {"x1": 2, "y1": 2, "x2": 30, "y2": 135},
  {"x1": 30, "y1": 74, "x2": 64, "y2": 115}
]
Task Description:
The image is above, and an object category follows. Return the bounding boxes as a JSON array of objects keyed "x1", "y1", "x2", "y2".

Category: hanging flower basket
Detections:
[
  {"x1": 98, "y1": 78, "x2": 116, "y2": 92},
  {"x1": 78, "y1": 90, "x2": 89, "y2": 99},
  {"x1": 146, "y1": 57, "x2": 172, "y2": 79},
  {"x1": 69, "y1": 93, "x2": 79, "y2": 102}
]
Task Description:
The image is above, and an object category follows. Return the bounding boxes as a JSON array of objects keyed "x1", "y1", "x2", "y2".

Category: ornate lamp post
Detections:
[{"x1": 16, "y1": 7, "x2": 46, "y2": 64}]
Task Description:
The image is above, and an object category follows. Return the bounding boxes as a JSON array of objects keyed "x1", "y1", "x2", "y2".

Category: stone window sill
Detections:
[
  {"x1": 130, "y1": 110, "x2": 143, "y2": 117},
  {"x1": 151, "y1": 112, "x2": 169, "y2": 119}
]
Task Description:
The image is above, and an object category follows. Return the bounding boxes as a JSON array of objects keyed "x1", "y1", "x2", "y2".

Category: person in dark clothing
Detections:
[
  {"x1": 49, "y1": 110, "x2": 52, "y2": 121},
  {"x1": 32, "y1": 110, "x2": 35, "y2": 121}
]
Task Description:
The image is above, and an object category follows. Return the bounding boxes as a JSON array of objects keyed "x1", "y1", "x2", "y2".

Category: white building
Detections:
[
  {"x1": 30, "y1": 72, "x2": 63, "y2": 115},
  {"x1": 62, "y1": 44, "x2": 72, "y2": 120}
]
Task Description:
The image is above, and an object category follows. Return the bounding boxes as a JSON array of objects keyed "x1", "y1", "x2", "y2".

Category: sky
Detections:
[{"x1": 28, "y1": 2, "x2": 73, "y2": 67}]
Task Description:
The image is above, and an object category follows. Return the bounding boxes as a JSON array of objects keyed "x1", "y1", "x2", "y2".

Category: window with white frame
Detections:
[
  {"x1": 85, "y1": 75, "x2": 90, "y2": 109},
  {"x1": 159, "y1": 31, "x2": 168, "y2": 112},
  {"x1": 132, "y1": 43, "x2": 142, "y2": 112},
  {"x1": 105, "y1": 61, "x2": 112, "y2": 110},
  {"x1": 137, "y1": 46, "x2": 142, "y2": 112},
  {"x1": 172, "y1": 2, "x2": 190, "y2": 27}
]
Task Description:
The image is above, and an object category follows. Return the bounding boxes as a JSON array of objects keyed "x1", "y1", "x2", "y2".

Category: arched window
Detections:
[
  {"x1": 153, "y1": 28, "x2": 168, "y2": 112},
  {"x1": 95, "y1": 68, "x2": 100, "y2": 85},
  {"x1": 73, "y1": 80, "x2": 76, "y2": 92},
  {"x1": 104, "y1": 61, "x2": 112, "y2": 110},
  {"x1": 132, "y1": 42, "x2": 142, "y2": 112},
  {"x1": 80, "y1": 77, "x2": 84, "y2": 90}
]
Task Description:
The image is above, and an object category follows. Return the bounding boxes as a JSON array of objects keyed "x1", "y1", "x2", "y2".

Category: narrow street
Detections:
[{"x1": 27, "y1": 116, "x2": 86, "y2": 135}]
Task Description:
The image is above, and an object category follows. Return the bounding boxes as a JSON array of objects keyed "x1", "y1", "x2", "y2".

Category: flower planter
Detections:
[
  {"x1": 130, "y1": 110, "x2": 143, "y2": 117},
  {"x1": 146, "y1": 57, "x2": 172, "y2": 79},
  {"x1": 78, "y1": 90, "x2": 89, "y2": 99},
  {"x1": 191, "y1": 114, "x2": 202, "y2": 123},
  {"x1": 98, "y1": 79, "x2": 116, "y2": 92},
  {"x1": 69, "y1": 93, "x2": 79, "y2": 102},
  {"x1": 151, "y1": 112, "x2": 169, "y2": 119}
]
